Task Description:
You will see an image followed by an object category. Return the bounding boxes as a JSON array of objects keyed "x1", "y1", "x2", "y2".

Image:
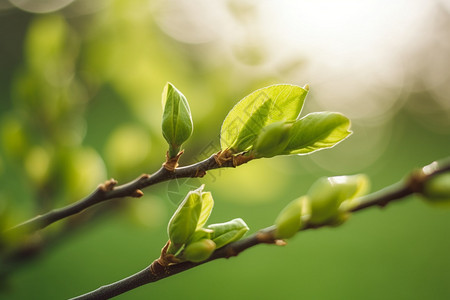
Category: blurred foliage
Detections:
[{"x1": 0, "y1": 0, "x2": 449, "y2": 299}]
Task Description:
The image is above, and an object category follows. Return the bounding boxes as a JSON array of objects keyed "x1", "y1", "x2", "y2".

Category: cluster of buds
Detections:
[
  {"x1": 167, "y1": 185, "x2": 249, "y2": 263},
  {"x1": 274, "y1": 174, "x2": 370, "y2": 239}
]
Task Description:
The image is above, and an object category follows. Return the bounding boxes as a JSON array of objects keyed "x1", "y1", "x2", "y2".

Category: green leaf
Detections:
[
  {"x1": 207, "y1": 218, "x2": 249, "y2": 249},
  {"x1": 188, "y1": 228, "x2": 214, "y2": 244},
  {"x1": 161, "y1": 82, "x2": 193, "y2": 157},
  {"x1": 167, "y1": 185, "x2": 203, "y2": 250},
  {"x1": 220, "y1": 84, "x2": 308, "y2": 153},
  {"x1": 283, "y1": 112, "x2": 352, "y2": 155},
  {"x1": 196, "y1": 192, "x2": 214, "y2": 229},
  {"x1": 232, "y1": 99, "x2": 273, "y2": 152}
]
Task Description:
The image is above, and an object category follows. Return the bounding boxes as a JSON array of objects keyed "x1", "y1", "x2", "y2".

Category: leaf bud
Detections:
[
  {"x1": 253, "y1": 121, "x2": 292, "y2": 158},
  {"x1": 207, "y1": 218, "x2": 249, "y2": 249},
  {"x1": 161, "y1": 82, "x2": 193, "y2": 158},
  {"x1": 183, "y1": 239, "x2": 216, "y2": 263},
  {"x1": 422, "y1": 172, "x2": 450, "y2": 205},
  {"x1": 274, "y1": 196, "x2": 311, "y2": 239},
  {"x1": 307, "y1": 174, "x2": 369, "y2": 225}
]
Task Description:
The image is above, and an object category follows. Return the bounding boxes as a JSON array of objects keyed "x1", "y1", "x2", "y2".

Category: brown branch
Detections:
[
  {"x1": 7, "y1": 152, "x2": 243, "y2": 235},
  {"x1": 70, "y1": 228, "x2": 276, "y2": 300},
  {"x1": 71, "y1": 159, "x2": 450, "y2": 300}
]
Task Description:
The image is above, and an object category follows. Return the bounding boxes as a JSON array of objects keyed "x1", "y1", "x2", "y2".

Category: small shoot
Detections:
[
  {"x1": 218, "y1": 84, "x2": 352, "y2": 163},
  {"x1": 166, "y1": 186, "x2": 249, "y2": 263},
  {"x1": 161, "y1": 83, "x2": 193, "y2": 161}
]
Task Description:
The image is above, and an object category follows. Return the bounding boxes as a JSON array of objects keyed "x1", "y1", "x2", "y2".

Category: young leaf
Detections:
[
  {"x1": 220, "y1": 84, "x2": 308, "y2": 153},
  {"x1": 196, "y1": 192, "x2": 214, "y2": 229},
  {"x1": 161, "y1": 82, "x2": 193, "y2": 158},
  {"x1": 231, "y1": 99, "x2": 273, "y2": 152},
  {"x1": 167, "y1": 185, "x2": 203, "y2": 251},
  {"x1": 188, "y1": 228, "x2": 214, "y2": 244},
  {"x1": 283, "y1": 112, "x2": 352, "y2": 155},
  {"x1": 207, "y1": 218, "x2": 249, "y2": 249}
]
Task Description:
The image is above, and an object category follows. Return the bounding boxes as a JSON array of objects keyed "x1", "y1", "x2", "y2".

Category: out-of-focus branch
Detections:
[
  {"x1": 0, "y1": 201, "x2": 121, "y2": 280},
  {"x1": 6, "y1": 151, "x2": 245, "y2": 235},
  {"x1": 71, "y1": 159, "x2": 450, "y2": 300}
]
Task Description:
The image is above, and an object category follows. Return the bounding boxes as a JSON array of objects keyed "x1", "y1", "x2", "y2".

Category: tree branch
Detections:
[
  {"x1": 0, "y1": 201, "x2": 122, "y2": 280},
  {"x1": 71, "y1": 159, "x2": 450, "y2": 300},
  {"x1": 7, "y1": 152, "x2": 240, "y2": 235}
]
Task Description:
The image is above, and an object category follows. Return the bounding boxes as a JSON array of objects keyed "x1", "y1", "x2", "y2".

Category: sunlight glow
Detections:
[{"x1": 153, "y1": 0, "x2": 437, "y2": 121}]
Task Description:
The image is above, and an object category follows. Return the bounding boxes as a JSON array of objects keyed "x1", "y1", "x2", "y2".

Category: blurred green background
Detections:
[{"x1": 1, "y1": 0, "x2": 449, "y2": 299}]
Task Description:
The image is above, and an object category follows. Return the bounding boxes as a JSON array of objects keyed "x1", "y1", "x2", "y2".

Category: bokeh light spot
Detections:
[{"x1": 9, "y1": 0, "x2": 75, "y2": 13}]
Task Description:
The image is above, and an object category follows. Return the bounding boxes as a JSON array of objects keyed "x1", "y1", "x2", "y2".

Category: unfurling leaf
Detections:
[
  {"x1": 167, "y1": 185, "x2": 203, "y2": 253},
  {"x1": 183, "y1": 239, "x2": 216, "y2": 263},
  {"x1": 220, "y1": 84, "x2": 308, "y2": 153},
  {"x1": 275, "y1": 196, "x2": 311, "y2": 239},
  {"x1": 207, "y1": 218, "x2": 249, "y2": 249},
  {"x1": 188, "y1": 228, "x2": 214, "y2": 244},
  {"x1": 166, "y1": 185, "x2": 249, "y2": 259},
  {"x1": 196, "y1": 192, "x2": 214, "y2": 229},
  {"x1": 161, "y1": 82, "x2": 193, "y2": 158},
  {"x1": 307, "y1": 174, "x2": 370, "y2": 225},
  {"x1": 282, "y1": 112, "x2": 352, "y2": 155},
  {"x1": 231, "y1": 99, "x2": 273, "y2": 152},
  {"x1": 253, "y1": 121, "x2": 292, "y2": 158}
]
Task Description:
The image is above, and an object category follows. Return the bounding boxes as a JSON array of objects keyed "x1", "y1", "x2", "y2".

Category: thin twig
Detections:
[
  {"x1": 71, "y1": 159, "x2": 450, "y2": 300},
  {"x1": 0, "y1": 201, "x2": 122, "y2": 280},
  {"x1": 7, "y1": 153, "x2": 238, "y2": 235}
]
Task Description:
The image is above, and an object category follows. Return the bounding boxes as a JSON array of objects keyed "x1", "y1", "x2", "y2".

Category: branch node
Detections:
[
  {"x1": 153, "y1": 240, "x2": 182, "y2": 272},
  {"x1": 99, "y1": 178, "x2": 118, "y2": 192},
  {"x1": 140, "y1": 174, "x2": 151, "y2": 180},
  {"x1": 275, "y1": 239, "x2": 287, "y2": 246},
  {"x1": 214, "y1": 149, "x2": 233, "y2": 167},
  {"x1": 232, "y1": 154, "x2": 254, "y2": 167},
  {"x1": 215, "y1": 150, "x2": 254, "y2": 168},
  {"x1": 407, "y1": 169, "x2": 427, "y2": 193},
  {"x1": 150, "y1": 259, "x2": 165, "y2": 276},
  {"x1": 163, "y1": 150, "x2": 184, "y2": 172},
  {"x1": 131, "y1": 189, "x2": 144, "y2": 198}
]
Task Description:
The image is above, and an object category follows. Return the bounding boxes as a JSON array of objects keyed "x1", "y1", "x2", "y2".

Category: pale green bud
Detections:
[
  {"x1": 253, "y1": 121, "x2": 292, "y2": 158},
  {"x1": 307, "y1": 174, "x2": 369, "y2": 225},
  {"x1": 183, "y1": 239, "x2": 216, "y2": 263},
  {"x1": 422, "y1": 172, "x2": 450, "y2": 205},
  {"x1": 275, "y1": 196, "x2": 311, "y2": 239},
  {"x1": 167, "y1": 185, "x2": 203, "y2": 252},
  {"x1": 207, "y1": 218, "x2": 249, "y2": 249},
  {"x1": 161, "y1": 82, "x2": 193, "y2": 158}
]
